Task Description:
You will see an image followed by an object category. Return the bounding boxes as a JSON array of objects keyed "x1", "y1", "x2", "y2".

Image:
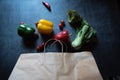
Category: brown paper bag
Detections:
[{"x1": 9, "y1": 40, "x2": 103, "y2": 80}]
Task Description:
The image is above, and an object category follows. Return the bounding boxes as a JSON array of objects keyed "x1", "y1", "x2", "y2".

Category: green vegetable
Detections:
[
  {"x1": 18, "y1": 24, "x2": 35, "y2": 39},
  {"x1": 67, "y1": 10, "x2": 82, "y2": 27},
  {"x1": 67, "y1": 10, "x2": 96, "y2": 50}
]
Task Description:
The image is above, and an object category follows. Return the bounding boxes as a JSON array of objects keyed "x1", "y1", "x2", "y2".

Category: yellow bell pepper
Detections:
[{"x1": 36, "y1": 19, "x2": 53, "y2": 34}]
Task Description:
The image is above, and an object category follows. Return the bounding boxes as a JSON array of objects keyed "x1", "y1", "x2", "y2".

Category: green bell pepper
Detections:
[{"x1": 17, "y1": 24, "x2": 35, "y2": 39}]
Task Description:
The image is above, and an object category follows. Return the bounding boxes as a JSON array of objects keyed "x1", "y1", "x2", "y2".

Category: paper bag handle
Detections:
[{"x1": 44, "y1": 39, "x2": 67, "y2": 52}]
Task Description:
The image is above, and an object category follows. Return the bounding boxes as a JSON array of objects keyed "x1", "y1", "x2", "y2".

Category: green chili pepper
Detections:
[{"x1": 17, "y1": 24, "x2": 35, "y2": 39}]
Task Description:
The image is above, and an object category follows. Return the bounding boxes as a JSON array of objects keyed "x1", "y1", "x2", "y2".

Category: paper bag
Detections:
[{"x1": 8, "y1": 51, "x2": 103, "y2": 80}]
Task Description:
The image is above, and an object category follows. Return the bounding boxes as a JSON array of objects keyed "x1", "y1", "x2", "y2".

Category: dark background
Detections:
[{"x1": 0, "y1": 0, "x2": 120, "y2": 80}]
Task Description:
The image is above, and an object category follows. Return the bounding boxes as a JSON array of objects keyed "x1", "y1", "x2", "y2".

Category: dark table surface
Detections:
[{"x1": 0, "y1": 0, "x2": 120, "y2": 80}]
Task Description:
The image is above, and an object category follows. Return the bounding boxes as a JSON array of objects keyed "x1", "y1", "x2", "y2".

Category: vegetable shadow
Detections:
[
  {"x1": 40, "y1": 31, "x2": 55, "y2": 42},
  {"x1": 22, "y1": 38, "x2": 38, "y2": 48}
]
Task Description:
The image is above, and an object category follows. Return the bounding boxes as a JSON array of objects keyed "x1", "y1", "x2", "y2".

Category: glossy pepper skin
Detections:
[
  {"x1": 36, "y1": 19, "x2": 53, "y2": 34},
  {"x1": 18, "y1": 24, "x2": 35, "y2": 39},
  {"x1": 42, "y1": 1, "x2": 51, "y2": 11},
  {"x1": 54, "y1": 30, "x2": 70, "y2": 43}
]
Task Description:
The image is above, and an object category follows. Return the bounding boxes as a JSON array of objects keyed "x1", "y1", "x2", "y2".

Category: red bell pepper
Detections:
[{"x1": 54, "y1": 30, "x2": 70, "y2": 43}]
